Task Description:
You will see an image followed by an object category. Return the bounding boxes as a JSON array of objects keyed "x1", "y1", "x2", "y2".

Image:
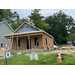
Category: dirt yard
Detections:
[
  {"x1": 25, "y1": 46, "x2": 75, "y2": 55},
  {"x1": 43, "y1": 49, "x2": 75, "y2": 55},
  {"x1": 0, "y1": 48, "x2": 8, "y2": 59},
  {"x1": 1, "y1": 46, "x2": 75, "y2": 59},
  {"x1": 43, "y1": 46, "x2": 75, "y2": 55}
]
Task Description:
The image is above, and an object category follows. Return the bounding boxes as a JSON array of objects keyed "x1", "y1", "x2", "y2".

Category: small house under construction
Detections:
[{"x1": 4, "y1": 22, "x2": 54, "y2": 50}]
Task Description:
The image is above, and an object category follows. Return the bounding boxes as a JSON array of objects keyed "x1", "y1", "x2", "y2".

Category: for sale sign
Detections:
[
  {"x1": 30, "y1": 54, "x2": 38, "y2": 60},
  {"x1": 5, "y1": 51, "x2": 11, "y2": 58}
]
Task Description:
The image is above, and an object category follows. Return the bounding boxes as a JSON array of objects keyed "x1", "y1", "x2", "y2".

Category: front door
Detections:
[{"x1": 22, "y1": 41, "x2": 25, "y2": 50}]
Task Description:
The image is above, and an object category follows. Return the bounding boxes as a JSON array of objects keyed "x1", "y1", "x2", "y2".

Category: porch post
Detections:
[
  {"x1": 16, "y1": 37, "x2": 18, "y2": 50},
  {"x1": 28, "y1": 36, "x2": 30, "y2": 50},
  {"x1": 42, "y1": 35, "x2": 44, "y2": 49},
  {"x1": 7, "y1": 38, "x2": 8, "y2": 50}
]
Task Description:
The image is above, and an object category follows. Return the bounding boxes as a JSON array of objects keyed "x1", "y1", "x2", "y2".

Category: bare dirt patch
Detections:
[
  {"x1": 43, "y1": 49, "x2": 74, "y2": 55},
  {"x1": 0, "y1": 48, "x2": 8, "y2": 59},
  {"x1": 25, "y1": 48, "x2": 75, "y2": 56},
  {"x1": 0, "y1": 62, "x2": 5, "y2": 65},
  {"x1": 0, "y1": 48, "x2": 13, "y2": 59}
]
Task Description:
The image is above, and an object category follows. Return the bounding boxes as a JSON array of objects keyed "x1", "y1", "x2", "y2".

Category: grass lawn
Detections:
[{"x1": 0, "y1": 52, "x2": 75, "y2": 65}]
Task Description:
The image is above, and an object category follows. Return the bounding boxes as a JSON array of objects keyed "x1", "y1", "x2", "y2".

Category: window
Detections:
[
  {"x1": 1, "y1": 43, "x2": 3, "y2": 47},
  {"x1": 18, "y1": 40, "x2": 20, "y2": 47},
  {"x1": 46, "y1": 38, "x2": 47, "y2": 45},
  {"x1": 35, "y1": 38, "x2": 39, "y2": 46}
]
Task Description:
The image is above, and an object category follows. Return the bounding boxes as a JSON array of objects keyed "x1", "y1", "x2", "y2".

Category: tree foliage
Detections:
[
  {"x1": 28, "y1": 9, "x2": 44, "y2": 26},
  {"x1": 67, "y1": 33, "x2": 75, "y2": 42},
  {"x1": 45, "y1": 10, "x2": 75, "y2": 44},
  {"x1": 0, "y1": 9, "x2": 30, "y2": 30},
  {"x1": 28, "y1": 9, "x2": 50, "y2": 31}
]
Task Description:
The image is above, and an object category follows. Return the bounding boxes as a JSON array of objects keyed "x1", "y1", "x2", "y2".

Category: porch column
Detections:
[
  {"x1": 7, "y1": 38, "x2": 9, "y2": 50},
  {"x1": 16, "y1": 37, "x2": 18, "y2": 50},
  {"x1": 28, "y1": 36, "x2": 30, "y2": 50},
  {"x1": 10, "y1": 38, "x2": 12, "y2": 50}
]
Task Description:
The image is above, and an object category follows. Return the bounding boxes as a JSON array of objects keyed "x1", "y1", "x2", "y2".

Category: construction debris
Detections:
[
  {"x1": 62, "y1": 46, "x2": 75, "y2": 50},
  {"x1": 54, "y1": 45, "x2": 58, "y2": 50},
  {"x1": 17, "y1": 52, "x2": 22, "y2": 54}
]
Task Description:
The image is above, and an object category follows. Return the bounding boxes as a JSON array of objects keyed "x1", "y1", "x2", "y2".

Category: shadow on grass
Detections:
[
  {"x1": 61, "y1": 54, "x2": 65, "y2": 61},
  {"x1": 61, "y1": 53, "x2": 71, "y2": 61}
]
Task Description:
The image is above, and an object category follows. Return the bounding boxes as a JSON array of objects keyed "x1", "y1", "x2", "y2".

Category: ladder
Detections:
[
  {"x1": 10, "y1": 33, "x2": 14, "y2": 52},
  {"x1": 35, "y1": 39, "x2": 40, "y2": 49}
]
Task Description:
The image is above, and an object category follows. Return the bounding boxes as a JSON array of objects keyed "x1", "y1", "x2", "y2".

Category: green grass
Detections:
[{"x1": 0, "y1": 52, "x2": 75, "y2": 65}]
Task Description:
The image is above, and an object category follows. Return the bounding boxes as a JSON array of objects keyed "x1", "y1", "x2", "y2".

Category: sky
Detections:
[{"x1": 11, "y1": 9, "x2": 75, "y2": 20}]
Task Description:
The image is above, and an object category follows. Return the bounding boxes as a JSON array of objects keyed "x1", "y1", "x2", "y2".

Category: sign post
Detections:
[{"x1": 5, "y1": 51, "x2": 11, "y2": 65}]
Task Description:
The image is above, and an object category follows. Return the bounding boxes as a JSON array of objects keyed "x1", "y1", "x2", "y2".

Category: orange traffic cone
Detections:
[{"x1": 58, "y1": 51, "x2": 62, "y2": 63}]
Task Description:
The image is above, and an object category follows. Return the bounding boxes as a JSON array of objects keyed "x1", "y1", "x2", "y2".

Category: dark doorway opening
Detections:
[{"x1": 26, "y1": 39, "x2": 31, "y2": 49}]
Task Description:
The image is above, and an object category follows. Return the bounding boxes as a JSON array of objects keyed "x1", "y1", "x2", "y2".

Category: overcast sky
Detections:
[{"x1": 11, "y1": 9, "x2": 75, "y2": 20}]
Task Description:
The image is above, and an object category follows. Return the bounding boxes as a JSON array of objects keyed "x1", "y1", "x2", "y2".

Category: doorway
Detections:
[
  {"x1": 26, "y1": 39, "x2": 31, "y2": 49},
  {"x1": 22, "y1": 41, "x2": 25, "y2": 50}
]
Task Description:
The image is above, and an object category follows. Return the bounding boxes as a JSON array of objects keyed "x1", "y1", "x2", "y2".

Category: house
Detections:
[
  {"x1": 4, "y1": 22, "x2": 54, "y2": 50},
  {"x1": 0, "y1": 21, "x2": 14, "y2": 48}
]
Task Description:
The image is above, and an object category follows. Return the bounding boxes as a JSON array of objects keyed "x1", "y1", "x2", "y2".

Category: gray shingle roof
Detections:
[{"x1": 16, "y1": 26, "x2": 40, "y2": 33}]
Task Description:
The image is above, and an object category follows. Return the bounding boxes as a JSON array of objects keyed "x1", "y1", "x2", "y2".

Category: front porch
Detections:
[{"x1": 7, "y1": 34, "x2": 44, "y2": 50}]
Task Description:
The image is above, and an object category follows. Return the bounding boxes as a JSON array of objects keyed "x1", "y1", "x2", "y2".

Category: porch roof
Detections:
[{"x1": 4, "y1": 30, "x2": 54, "y2": 39}]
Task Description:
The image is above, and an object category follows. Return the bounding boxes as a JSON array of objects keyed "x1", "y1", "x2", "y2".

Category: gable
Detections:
[
  {"x1": 0, "y1": 21, "x2": 14, "y2": 32},
  {"x1": 16, "y1": 26, "x2": 40, "y2": 33},
  {"x1": 0, "y1": 22, "x2": 13, "y2": 43},
  {"x1": 0, "y1": 22, "x2": 13, "y2": 33},
  {"x1": 15, "y1": 22, "x2": 40, "y2": 33}
]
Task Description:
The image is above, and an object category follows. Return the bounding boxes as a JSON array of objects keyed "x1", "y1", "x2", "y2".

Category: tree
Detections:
[
  {"x1": 0, "y1": 9, "x2": 33, "y2": 30},
  {"x1": 0, "y1": 9, "x2": 4, "y2": 21},
  {"x1": 68, "y1": 16, "x2": 75, "y2": 33},
  {"x1": 28, "y1": 9, "x2": 49, "y2": 31},
  {"x1": 37, "y1": 20, "x2": 50, "y2": 31},
  {"x1": 2, "y1": 9, "x2": 14, "y2": 24},
  {"x1": 11, "y1": 11, "x2": 21, "y2": 30},
  {"x1": 28, "y1": 9, "x2": 44, "y2": 26},
  {"x1": 0, "y1": 9, "x2": 21, "y2": 30},
  {"x1": 67, "y1": 33, "x2": 75, "y2": 43},
  {"x1": 45, "y1": 10, "x2": 75, "y2": 44}
]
